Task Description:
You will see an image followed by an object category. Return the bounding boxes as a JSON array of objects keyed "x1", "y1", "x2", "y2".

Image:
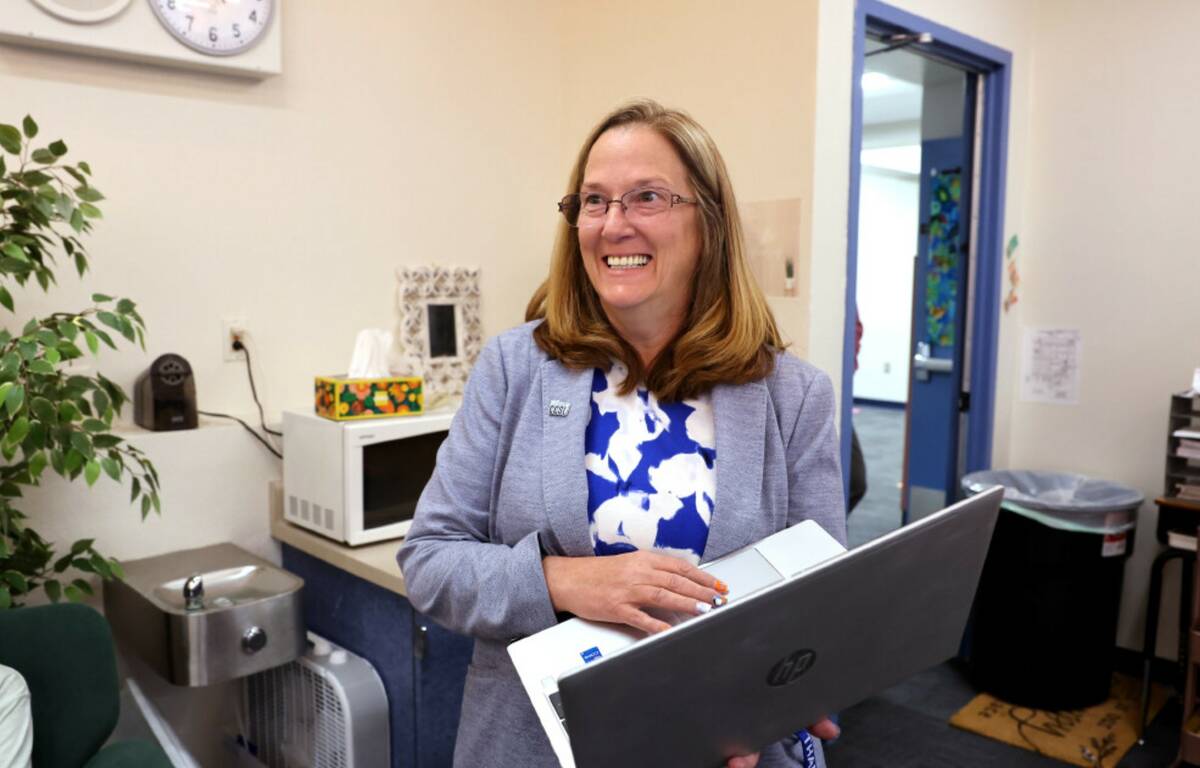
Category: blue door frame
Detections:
[{"x1": 842, "y1": 0, "x2": 1012, "y2": 502}]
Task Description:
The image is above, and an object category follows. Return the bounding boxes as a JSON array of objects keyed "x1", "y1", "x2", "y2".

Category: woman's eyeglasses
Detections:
[{"x1": 557, "y1": 186, "x2": 697, "y2": 228}]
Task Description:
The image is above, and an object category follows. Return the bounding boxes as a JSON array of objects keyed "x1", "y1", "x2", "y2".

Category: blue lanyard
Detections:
[{"x1": 792, "y1": 729, "x2": 819, "y2": 768}]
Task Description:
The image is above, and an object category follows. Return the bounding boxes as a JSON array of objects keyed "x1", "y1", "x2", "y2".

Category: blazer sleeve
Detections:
[
  {"x1": 781, "y1": 363, "x2": 848, "y2": 547},
  {"x1": 396, "y1": 336, "x2": 558, "y2": 641}
]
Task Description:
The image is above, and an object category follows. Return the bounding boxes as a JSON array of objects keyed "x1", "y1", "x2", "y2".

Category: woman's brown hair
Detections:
[{"x1": 525, "y1": 99, "x2": 783, "y2": 402}]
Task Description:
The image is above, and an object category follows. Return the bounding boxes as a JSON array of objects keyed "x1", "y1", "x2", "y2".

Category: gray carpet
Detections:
[
  {"x1": 847, "y1": 404, "x2": 905, "y2": 549},
  {"x1": 829, "y1": 660, "x2": 1180, "y2": 767}
]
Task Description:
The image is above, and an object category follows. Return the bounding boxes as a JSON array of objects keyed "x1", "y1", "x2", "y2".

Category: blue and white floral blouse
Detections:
[{"x1": 584, "y1": 362, "x2": 717, "y2": 565}]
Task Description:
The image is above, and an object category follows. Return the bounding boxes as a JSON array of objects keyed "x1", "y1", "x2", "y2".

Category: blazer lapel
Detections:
[
  {"x1": 705, "y1": 380, "x2": 768, "y2": 561},
  {"x1": 540, "y1": 360, "x2": 596, "y2": 556}
]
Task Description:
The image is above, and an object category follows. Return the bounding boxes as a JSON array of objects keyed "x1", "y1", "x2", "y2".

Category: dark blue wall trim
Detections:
[{"x1": 844, "y1": 0, "x2": 1013, "y2": 496}]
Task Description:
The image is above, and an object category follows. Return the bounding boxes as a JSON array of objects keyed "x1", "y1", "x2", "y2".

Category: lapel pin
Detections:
[{"x1": 548, "y1": 399, "x2": 571, "y2": 418}]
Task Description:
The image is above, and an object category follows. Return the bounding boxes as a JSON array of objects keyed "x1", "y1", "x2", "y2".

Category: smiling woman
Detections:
[
  {"x1": 397, "y1": 99, "x2": 846, "y2": 768},
  {"x1": 528, "y1": 100, "x2": 782, "y2": 402}
]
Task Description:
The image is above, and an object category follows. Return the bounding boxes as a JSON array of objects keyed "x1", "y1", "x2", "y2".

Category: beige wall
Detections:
[
  {"x1": 0, "y1": 1, "x2": 566, "y2": 420},
  {"x1": 559, "y1": 0, "x2": 821, "y2": 352},
  {"x1": 1014, "y1": 0, "x2": 1200, "y2": 654}
]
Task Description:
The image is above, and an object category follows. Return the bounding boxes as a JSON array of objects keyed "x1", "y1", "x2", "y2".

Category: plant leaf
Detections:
[
  {"x1": 79, "y1": 202, "x2": 102, "y2": 219},
  {"x1": 21, "y1": 116, "x2": 38, "y2": 139},
  {"x1": 31, "y1": 148, "x2": 55, "y2": 164},
  {"x1": 76, "y1": 186, "x2": 104, "y2": 203},
  {"x1": 48, "y1": 139, "x2": 67, "y2": 156},
  {"x1": 64, "y1": 584, "x2": 83, "y2": 603},
  {"x1": 1, "y1": 242, "x2": 28, "y2": 264},
  {"x1": 0, "y1": 125, "x2": 21, "y2": 154},
  {"x1": 30, "y1": 397, "x2": 55, "y2": 423},
  {"x1": 0, "y1": 287, "x2": 11, "y2": 313},
  {"x1": 5, "y1": 384, "x2": 24, "y2": 416},
  {"x1": 28, "y1": 451, "x2": 48, "y2": 479},
  {"x1": 84, "y1": 331, "x2": 99, "y2": 355},
  {"x1": 70, "y1": 431, "x2": 93, "y2": 458},
  {"x1": 84, "y1": 459, "x2": 101, "y2": 486},
  {"x1": 3, "y1": 571, "x2": 28, "y2": 592},
  {"x1": 44, "y1": 579, "x2": 61, "y2": 602},
  {"x1": 6, "y1": 416, "x2": 30, "y2": 446},
  {"x1": 100, "y1": 456, "x2": 120, "y2": 481},
  {"x1": 0, "y1": 585, "x2": 10, "y2": 610}
]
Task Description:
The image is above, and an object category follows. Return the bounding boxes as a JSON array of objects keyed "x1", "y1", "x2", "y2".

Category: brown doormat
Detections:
[{"x1": 949, "y1": 674, "x2": 1169, "y2": 767}]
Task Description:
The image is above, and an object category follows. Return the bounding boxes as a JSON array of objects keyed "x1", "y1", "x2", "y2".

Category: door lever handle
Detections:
[{"x1": 913, "y1": 341, "x2": 953, "y2": 381}]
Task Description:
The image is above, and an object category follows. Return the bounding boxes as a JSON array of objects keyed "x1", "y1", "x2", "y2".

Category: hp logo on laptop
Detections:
[{"x1": 766, "y1": 649, "x2": 817, "y2": 687}]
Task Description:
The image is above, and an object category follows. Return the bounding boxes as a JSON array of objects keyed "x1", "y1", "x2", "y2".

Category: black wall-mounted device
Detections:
[{"x1": 134, "y1": 353, "x2": 198, "y2": 431}]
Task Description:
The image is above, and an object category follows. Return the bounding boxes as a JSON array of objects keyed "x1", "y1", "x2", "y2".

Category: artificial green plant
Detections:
[{"x1": 0, "y1": 116, "x2": 160, "y2": 609}]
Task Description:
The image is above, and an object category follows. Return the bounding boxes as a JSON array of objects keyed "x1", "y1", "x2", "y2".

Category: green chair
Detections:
[{"x1": 0, "y1": 603, "x2": 171, "y2": 768}]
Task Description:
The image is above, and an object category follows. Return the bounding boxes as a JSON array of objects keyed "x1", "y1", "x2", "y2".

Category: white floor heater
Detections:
[{"x1": 238, "y1": 632, "x2": 390, "y2": 768}]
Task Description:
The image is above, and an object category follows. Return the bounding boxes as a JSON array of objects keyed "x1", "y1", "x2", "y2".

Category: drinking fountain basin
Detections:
[{"x1": 103, "y1": 543, "x2": 305, "y2": 686}]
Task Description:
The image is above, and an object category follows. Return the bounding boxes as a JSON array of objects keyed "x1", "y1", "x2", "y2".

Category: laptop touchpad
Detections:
[{"x1": 704, "y1": 549, "x2": 782, "y2": 603}]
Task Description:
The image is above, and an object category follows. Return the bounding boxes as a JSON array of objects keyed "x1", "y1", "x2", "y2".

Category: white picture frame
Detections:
[{"x1": 393, "y1": 266, "x2": 482, "y2": 400}]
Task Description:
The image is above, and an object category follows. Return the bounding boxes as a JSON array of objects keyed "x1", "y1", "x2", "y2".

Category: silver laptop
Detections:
[{"x1": 555, "y1": 486, "x2": 1003, "y2": 768}]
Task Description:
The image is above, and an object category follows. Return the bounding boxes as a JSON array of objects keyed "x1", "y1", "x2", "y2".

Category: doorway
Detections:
[{"x1": 842, "y1": 1, "x2": 1012, "y2": 547}]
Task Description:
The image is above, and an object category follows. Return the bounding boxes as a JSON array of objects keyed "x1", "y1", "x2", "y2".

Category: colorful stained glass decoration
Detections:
[{"x1": 925, "y1": 170, "x2": 961, "y2": 346}]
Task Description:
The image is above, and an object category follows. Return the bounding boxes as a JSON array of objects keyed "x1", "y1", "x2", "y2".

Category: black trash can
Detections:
[{"x1": 963, "y1": 470, "x2": 1143, "y2": 711}]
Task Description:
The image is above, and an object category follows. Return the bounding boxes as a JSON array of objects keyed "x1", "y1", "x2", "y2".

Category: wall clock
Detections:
[
  {"x1": 0, "y1": 0, "x2": 282, "y2": 78},
  {"x1": 148, "y1": 0, "x2": 275, "y2": 57}
]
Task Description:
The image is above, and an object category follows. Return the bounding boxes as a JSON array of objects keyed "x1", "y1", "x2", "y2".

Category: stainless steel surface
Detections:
[
  {"x1": 103, "y1": 543, "x2": 305, "y2": 686},
  {"x1": 182, "y1": 574, "x2": 204, "y2": 611},
  {"x1": 242, "y1": 626, "x2": 267, "y2": 653},
  {"x1": 913, "y1": 341, "x2": 953, "y2": 381}
]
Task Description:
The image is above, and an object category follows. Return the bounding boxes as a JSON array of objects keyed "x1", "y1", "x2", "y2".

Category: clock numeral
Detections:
[
  {"x1": 233, "y1": 23, "x2": 241, "y2": 38},
  {"x1": 166, "y1": 0, "x2": 175, "y2": 9},
  {"x1": 249, "y1": 10, "x2": 257, "y2": 23},
  {"x1": 185, "y1": 14, "x2": 193, "y2": 31},
  {"x1": 208, "y1": 26, "x2": 218, "y2": 43}
]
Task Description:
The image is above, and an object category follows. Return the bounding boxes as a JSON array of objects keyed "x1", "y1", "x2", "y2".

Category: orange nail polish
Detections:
[{"x1": 714, "y1": 580, "x2": 728, "y2": 594}]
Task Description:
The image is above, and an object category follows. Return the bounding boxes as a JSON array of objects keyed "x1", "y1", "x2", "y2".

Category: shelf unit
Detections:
[
  {"x1": 1158, "y1": 394, "x2": 1200, "y2": 543},
  {"x1": 1169, "y1": 393, "x2": 1200, "y2": 766},
  {"x1": 1180, "y1": 540, "x2": 1200, "y2": 765}
]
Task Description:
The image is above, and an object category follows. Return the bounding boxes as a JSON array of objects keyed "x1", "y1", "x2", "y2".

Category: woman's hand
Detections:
[
  {"x1": 542, "y1": 551, "x2": 728, "y2": 634},
  {"x1": 725, "y1": 718, "x2": 840, "y2": 768}
]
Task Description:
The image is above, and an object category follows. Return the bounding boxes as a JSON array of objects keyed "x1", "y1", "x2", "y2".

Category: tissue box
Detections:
[{"x1": 314, "y1": 375, "x2": 423, "y2": 421}]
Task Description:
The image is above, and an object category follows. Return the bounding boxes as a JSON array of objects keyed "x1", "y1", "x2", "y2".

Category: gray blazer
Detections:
[{"x1": 397, "y1": 322, "x2": 846, "y2": 768}]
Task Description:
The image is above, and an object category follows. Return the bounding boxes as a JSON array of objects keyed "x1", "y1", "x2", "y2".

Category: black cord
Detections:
[
  {"x1": 234, "y1": 340, "x2": 282, "y2": 436},
  {"x1": 198, "y1": 410, "x2": 283, "y2": 459}
]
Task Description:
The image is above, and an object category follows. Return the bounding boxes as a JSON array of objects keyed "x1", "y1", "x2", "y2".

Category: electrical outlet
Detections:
[{"x1": 221, "y1": 316, "x2": 246, "y2": 362}]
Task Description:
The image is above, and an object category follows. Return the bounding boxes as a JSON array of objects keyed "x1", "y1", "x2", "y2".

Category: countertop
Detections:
[{"x1": 268, "y1": 483, "x2": 407, "y2": 596}]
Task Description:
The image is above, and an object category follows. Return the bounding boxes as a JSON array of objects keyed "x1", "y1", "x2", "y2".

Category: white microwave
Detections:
[{"x1": 282, "y1": 408, "x2": 454, "y2": 545}]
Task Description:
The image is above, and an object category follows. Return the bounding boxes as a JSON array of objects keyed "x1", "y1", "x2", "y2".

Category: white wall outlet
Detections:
[{"x1": 221, "y1": 317, "x2": 246, "y2": 362}]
